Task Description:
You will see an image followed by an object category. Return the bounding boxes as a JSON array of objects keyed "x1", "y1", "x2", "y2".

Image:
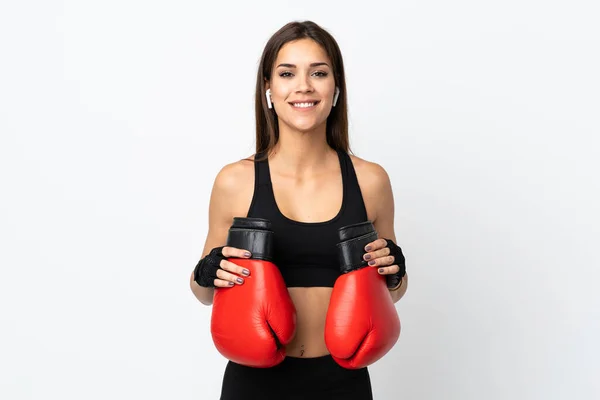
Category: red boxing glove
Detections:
[
  {"x1": 325, "y1": 221, "x2": 401, "y2": 369},
  {"x1": 211, "y1": 217, "x2": 297, "y2": 368}
]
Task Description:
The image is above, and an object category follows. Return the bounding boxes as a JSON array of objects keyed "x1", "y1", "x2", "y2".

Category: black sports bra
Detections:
[{"x1": 246, "y1": 149, "x2": 368, "y2": 287}]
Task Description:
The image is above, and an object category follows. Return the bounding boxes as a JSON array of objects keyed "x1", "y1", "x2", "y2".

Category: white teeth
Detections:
[{"x1": 292, "y1": 102, "x2": 316, "y2": 108}]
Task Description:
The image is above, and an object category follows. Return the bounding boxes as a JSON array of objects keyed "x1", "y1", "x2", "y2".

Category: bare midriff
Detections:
[{"x1": 285, "y1": 286, "x2": 334, "y2": 358}]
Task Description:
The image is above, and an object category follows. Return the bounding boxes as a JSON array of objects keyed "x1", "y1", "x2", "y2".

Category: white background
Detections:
[{"x1": 1, "y1": 1, "x2": 599, "y2": 399}]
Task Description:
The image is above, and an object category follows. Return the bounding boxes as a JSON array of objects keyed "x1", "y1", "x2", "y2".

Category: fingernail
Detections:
[
  {"x1": 378, "y1": 268, "x2": 384, "y2": 273},
  {"x1": 368, "y1": 260, "x2": 376, "y2": 266},
  {"x1": 228, "y1": 281, "x2": 234, "y2": 286},
  {"x1": 244, "y1": 252, "x2": 251, "y2": 257},
  {"x1": 365, "y1": 246, "x2": 372, "y2": 252},
  {"x1": 236, "y1": 277, "x2": 244, "y2": 284},
  {"x1": 242, "y1": 269, "x2": 250, "y2": 276},
  {"x1": 364, "y1": 254, "x2": 371, "y2": 260}
]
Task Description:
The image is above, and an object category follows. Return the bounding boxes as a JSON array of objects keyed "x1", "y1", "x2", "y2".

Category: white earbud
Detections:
[
  {"x1": 333, "y1": 87, "x2": 340, "y2": 107},
  {"x1": 266, "y1": 89, "x2": 273, "y2": 109}
]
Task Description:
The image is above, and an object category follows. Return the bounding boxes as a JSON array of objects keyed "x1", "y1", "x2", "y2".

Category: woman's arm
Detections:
[
  {"x1": 189, "y1": 163, "x2": 243, "y2": 306},
  {"x1": 364, "y1": 162, "x2": 409, "y2": 304}
]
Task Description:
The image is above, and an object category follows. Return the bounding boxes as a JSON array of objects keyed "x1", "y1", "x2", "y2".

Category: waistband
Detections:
[
  {"x1": 280, "y1": 354, "x2": 334, "y2": 367},
  {"x1": 227, "y1": 354, "x2": 368, "y2": 378}
]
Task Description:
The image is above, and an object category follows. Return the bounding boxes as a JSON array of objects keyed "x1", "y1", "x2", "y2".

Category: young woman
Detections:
[{"x1": 190, "y1": 20, "x2": 408, "y2": 400}]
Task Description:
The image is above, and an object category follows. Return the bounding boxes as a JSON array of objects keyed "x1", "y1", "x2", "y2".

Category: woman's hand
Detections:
[
  {"x1": 362, "y1": 238, "x2": 406, "y2": 288},
  {"x1": 193, "y1": 246, "x2": 252, "y2": 288},
  {"x1": 215, "y1": 246, "x2": 254, "y2": 287}
]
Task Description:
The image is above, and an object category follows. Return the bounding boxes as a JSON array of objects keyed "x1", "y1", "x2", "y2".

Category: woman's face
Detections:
[{"x1": 267, "y1": 38, "x2": 336, "y2": 133}]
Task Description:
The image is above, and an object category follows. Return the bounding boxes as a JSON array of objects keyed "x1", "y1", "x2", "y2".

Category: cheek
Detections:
[
  {"x1": 270, "y1": 79, "x2": 289, "y2": 99},
  {"x1": 272, "y1": 88, "x2": 286, "y2": 100},
  {"x1": 271, "y1": 90, "x2": 289, "y2": 107}
]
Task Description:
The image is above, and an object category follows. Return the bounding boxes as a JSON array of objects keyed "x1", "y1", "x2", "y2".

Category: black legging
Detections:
[{"x1": 219, "y1": 354, "x2": 373, "y2": 400}]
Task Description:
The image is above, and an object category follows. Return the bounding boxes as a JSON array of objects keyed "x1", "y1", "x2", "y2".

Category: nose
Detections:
[{"x1": 295, "y1": 72, "x2": 314, "y2": 93}]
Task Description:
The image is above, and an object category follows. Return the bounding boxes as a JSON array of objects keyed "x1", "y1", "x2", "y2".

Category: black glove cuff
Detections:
[
  {"x1": 193, "y1": 246, "x2": 225, "y2": 288},
  {"x1": 337, "y1": 221, "x2": 378, "y2": 273},
  {"x1": 226, "y1": 217, "x2": 274, "y2": 261},
  {"x1": 384, "y1": 239, "x2": 406, "y2": 289}
]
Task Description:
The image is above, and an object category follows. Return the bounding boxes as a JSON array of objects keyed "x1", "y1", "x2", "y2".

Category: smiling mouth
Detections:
[{"x1": 289, "y1": 101, "x2": 320, "y2": 109}]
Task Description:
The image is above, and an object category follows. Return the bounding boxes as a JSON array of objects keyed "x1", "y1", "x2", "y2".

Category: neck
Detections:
[{"x1": 271, "y1": 123, "x2": 334, "y2": 176}]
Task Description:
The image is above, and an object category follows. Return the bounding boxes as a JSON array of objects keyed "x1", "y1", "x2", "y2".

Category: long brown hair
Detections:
[{"x1": 254, "y1": 21, "x2": 351, "y2": 161}]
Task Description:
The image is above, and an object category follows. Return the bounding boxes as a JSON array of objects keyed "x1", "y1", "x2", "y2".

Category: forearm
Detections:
[
  {"x1": 389, "y1": 273, "x2": 408, "y2": 303},
  {"x1": 190, "y1": 272, "x2": 215, "y2": 306}
]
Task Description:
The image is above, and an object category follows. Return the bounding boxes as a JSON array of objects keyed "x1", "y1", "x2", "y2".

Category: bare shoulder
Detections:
[
  {"x1": 349, "y1": 154, "x2": 394, "y2": 221},
  {"x1": 214, "y1": 154, "x2": 255, "y2": 190},
  {"x1": 349, "y1": 154, "x2": 392, "y2": 191},
  {"x1": 211, "y1": 154, "x2": 256, "y2": 218}
]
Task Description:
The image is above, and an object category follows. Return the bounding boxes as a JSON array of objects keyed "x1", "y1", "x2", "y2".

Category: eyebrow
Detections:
[{"x1": 276, "y1": 62, "x2": 330, "y2": 68}]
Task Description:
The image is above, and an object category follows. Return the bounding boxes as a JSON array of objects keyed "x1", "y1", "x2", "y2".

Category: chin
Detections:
[
  {"x1": 294, "y1": 123, "x2": 319, "y2": 132},
  {"x1": 285, "y1": 118, "x2": 327, "y2": 133}
]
